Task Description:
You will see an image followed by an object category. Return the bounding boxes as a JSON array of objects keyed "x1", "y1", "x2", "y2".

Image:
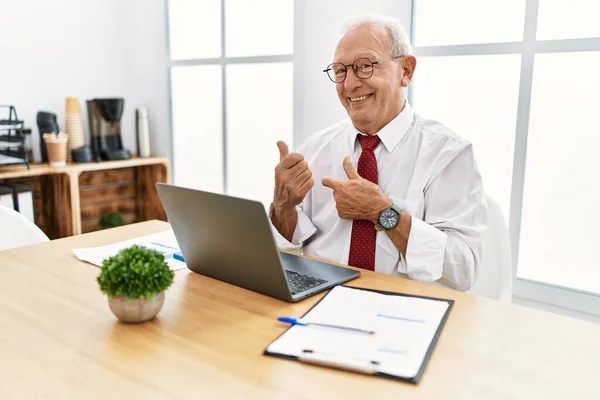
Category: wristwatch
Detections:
[{"x1": 375, "y1": 204, "x2": 402, "y2": 231}]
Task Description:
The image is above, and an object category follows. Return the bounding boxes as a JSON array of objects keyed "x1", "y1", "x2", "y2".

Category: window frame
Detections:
[
  {"x1": 410, "y1": 0, "x2": 600, "y2": 319},
  {"x1": 165, "y1": 0, "x2": 294, "y2": 193}
]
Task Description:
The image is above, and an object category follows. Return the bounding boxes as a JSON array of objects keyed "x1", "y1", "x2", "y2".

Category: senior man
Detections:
[{"x1": 270, "y1": 14, "x2": 486, "y2": 291}]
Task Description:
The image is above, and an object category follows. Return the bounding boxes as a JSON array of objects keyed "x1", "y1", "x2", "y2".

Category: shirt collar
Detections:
[{"x1": 350, "y1": 101, "x2": 415, "y2": 153}]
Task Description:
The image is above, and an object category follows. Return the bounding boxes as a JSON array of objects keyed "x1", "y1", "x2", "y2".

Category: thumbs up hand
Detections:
[
  {"x1": 322, "y1": 157, "x2": 392, "y2": 223},
  {"x1": 273, "y1": 141, "x2": 314, "y2": 211}
]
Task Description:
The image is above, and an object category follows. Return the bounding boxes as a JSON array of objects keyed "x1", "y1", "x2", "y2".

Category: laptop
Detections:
[{"x1": 156, "y1": 183, "x2": 360, "y2": 302}]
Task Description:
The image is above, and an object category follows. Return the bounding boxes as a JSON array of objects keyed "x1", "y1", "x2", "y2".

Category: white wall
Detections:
[
  {"x1": 293, "y1": 0, "x2": 413, "y2": 147},
  {"x1": 0, "y1": 0, "x2": 170, "y2": 161}
]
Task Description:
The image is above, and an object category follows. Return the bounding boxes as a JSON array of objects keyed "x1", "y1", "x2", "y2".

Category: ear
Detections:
[{"x1": 399, "y1": 56, "x2": 417, "y2": 87}]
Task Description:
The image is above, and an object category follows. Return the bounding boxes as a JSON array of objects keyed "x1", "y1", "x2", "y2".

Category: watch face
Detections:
[{"x1": 379, "y1": 209, "x2": 398, "y2": 229}]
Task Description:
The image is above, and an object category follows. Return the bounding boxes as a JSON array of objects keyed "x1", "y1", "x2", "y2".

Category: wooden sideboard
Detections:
[{"x1": 0, "y1": 157, "x2": 170, "y2": 239}]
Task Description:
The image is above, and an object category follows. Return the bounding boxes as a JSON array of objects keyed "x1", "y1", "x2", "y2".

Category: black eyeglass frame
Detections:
[{"x1": 322, "y1": 56, "x2": 403, "y2": 83}]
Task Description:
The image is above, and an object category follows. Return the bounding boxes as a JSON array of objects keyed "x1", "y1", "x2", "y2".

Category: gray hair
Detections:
[{"x1": 341, "y1": 14, "x2": 413, "y2": 57}]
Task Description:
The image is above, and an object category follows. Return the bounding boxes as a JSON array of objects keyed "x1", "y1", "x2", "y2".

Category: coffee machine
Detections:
[{"x1": 87, "y1": 98, "x2": 131, "y2": 161}]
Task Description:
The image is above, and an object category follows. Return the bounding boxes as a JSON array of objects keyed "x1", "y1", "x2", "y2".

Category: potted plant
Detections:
[
  {"x1": 97, "y1": 245, "x2": 175, "y2": 323},
  {"x1": 99, "y1": 211, "x2": 126, "y2": 229}
]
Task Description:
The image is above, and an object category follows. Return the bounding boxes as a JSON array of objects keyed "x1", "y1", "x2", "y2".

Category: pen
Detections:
[
  {"x1": 277, "y1": 317, "x2": 376, "y2": 335},
  {"x1": 150, "y1": 242, "x2": 180, "y2": 251},
  {"x1": 299, "y1": 349, "x2": 379, "y2": 375}
]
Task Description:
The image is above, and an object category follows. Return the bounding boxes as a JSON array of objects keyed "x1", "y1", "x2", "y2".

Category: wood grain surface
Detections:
[{"x1": 0, "y1": 221, "x2": 598, "y2": 400}]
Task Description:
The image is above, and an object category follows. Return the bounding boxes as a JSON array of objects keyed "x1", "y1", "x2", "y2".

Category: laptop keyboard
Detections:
[{"x1": 285, "y1": 270, "x2": 328, "y2": 295}]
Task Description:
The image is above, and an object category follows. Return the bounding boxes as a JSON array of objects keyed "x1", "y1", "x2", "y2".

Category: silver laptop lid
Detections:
[{"x1": 156, "y1": 183, "x2": 293, "y2": 300}]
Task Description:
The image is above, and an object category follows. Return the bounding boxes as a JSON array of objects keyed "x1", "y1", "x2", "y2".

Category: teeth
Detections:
[{"x1": 350, "y1": 95, "x2": 369, "y2": 102}]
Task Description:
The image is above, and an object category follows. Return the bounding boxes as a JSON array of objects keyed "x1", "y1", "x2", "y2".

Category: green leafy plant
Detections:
[
  {"x1": 97, "y1": 245, "x2": 175, "y2": 300},
  {"x1": 99, "y1": 211, "x2": 126, "y2": 229}
]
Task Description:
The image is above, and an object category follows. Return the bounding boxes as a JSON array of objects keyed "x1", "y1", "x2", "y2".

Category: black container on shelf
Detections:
[
  {"x1": 0, "y1": 105, "x2": 30, "y2": 168},
  {"x1": 87, "y1": 98, "x2": 131, "y2": 161},
  {"x1": 71, "y1": 147, "x2": 93, "y2": 163},
  {"x1": 36, "y1": 111, "x2": 60, "y2": 163}
]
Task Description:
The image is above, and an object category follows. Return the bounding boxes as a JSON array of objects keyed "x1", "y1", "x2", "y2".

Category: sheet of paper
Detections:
[
  {"x1": 0, "y1": 153, "x2": 27, "y2": 165},
  {"x1": 267, "y1": 286, "x2": 449, "y2": 379},
  {"x1": 72, "y1": 229, "x2": 187, "y2": 271}
]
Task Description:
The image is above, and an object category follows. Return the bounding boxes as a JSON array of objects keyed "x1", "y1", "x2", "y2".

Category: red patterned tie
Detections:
[{"x1": 348, "y1": 134, "x2": 381, "y2": 271}]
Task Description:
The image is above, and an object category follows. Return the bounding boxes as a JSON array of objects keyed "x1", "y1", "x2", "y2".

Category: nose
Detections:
[{"x1": 343, "y1": 68, "x2": 362, "y2": 92}]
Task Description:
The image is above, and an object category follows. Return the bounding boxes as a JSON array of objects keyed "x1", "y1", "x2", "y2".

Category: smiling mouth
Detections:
[{"x1": 348, "y1": 94, "x2": 373, "y2": 103}]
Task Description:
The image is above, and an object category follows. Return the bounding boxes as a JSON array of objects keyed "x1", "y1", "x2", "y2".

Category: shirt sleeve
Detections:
[
  {"x1": 402, "y1": 143, "x2": 487, "y2": 291},
  {"x1": 269, "y1": 204, "x2": 318, "y2": 251}
]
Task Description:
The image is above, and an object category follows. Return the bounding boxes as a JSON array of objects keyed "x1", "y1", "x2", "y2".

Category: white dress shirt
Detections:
[{"x1": 272, "y1": 103, "x2": 487, "y2": 291}]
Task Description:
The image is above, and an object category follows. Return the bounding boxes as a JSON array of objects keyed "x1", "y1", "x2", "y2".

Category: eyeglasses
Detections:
[{"x1": 323, "y1": 56, "x2": 402, "y2": 83}]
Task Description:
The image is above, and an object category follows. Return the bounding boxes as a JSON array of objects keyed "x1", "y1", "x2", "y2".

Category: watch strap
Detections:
[{"x1": 390, "y1": 203, "x2": 402, "y2": 216}]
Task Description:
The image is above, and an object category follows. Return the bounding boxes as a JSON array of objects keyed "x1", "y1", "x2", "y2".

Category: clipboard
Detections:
[{"x1": 263, "y1": 285, "x2": 454, "y2": 384}]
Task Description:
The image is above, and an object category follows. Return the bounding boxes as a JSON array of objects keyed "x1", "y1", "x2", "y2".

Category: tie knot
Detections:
[{"x1": 358, "y1": 134, "x2": 381, "y2": 151}]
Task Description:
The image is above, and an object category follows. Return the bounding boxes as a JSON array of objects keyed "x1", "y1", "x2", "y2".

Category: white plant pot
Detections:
[{"x1": 108, "y1": 292, "x2": 165, "y2": 323}]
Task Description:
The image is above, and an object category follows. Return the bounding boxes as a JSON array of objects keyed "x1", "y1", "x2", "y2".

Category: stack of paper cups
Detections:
[{"x1": 65, "y1": 97, "x2": 85, "y2": 162}]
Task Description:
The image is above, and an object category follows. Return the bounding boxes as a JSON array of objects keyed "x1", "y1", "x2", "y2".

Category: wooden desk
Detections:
[
  {"x1": 0, "y1": 157, "x2": 169, "y2": 238},
  {"x1": 1, "y1": 221, "x2": 598, "y2": 399}
]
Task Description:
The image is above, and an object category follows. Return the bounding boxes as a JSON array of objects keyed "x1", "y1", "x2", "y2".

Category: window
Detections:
[
  {"x1": 226, "y1": 63, "x2": 293, "y2": 206},
  {"x1": 168, "y1": 0, "x2": 221, "y2": 60},
  {"x1": 411, "y1": 0, "x2": 600, "y2": 306},
  {"x1": 536, "y1": 0, "x2": 600, "y2": 40},
  {"x1": 225, "y1": 0, "x2": 294, "y2": 57},
  {"x1": 519, "y1": 51, "x2": 600, "y2": 294},
  {"x1": 413, "y1": 0, "x2": 526, "y2": 46},
  {"x1": 171, "y1": 65, "x2": 223, "y2": 193},
  {"x1": 167, "y1": 0, "x2": 294, "y2": 207},
  {"x1": 412, "y1": 54, "x2": 521, "y2": 220}
]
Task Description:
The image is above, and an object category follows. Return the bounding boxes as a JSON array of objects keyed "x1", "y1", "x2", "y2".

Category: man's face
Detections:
[{"x1": 334, "y1": 25, "x2": 405, "y2": 134}]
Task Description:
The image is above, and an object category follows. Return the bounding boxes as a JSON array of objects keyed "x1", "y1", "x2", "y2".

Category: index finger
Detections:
[{"x1": 321, "y1": 176, "x2": 339, "y2": 189}]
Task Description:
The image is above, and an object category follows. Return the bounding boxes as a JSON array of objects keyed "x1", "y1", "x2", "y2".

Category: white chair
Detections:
[
  {"x1": 469, "y1": 195, "x2": 514, "y2": 302},
  {"x1": 0, "y1": 204, "x2": 49, "y2": 251}
]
